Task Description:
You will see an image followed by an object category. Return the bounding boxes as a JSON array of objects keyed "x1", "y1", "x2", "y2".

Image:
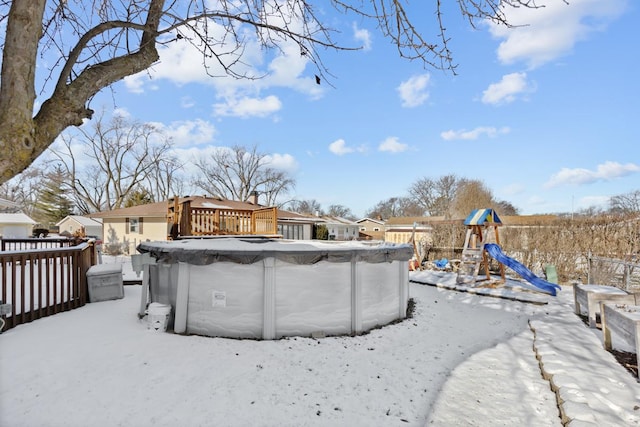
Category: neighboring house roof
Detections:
[
  {"x1": 384, "y1": 217, "x2": 446, "y2": 230},
  {"x1": 89, "y1": 201, "x2": 167, "y2": 218},
  {"x1": 356, "y1": 218, "x2": 386, "y2": 225},
  {"x1": 384, "y1": 216, "x2": 448, "y2": 226},
  {"x1": 318, "y1": 216, "x2": 357, "y2": 225},
  {"x1": 56, "y1": 215, "x2": 103, "y2": 227},
  {"x1": 277, "y1": 210, "x2": 323, "y2": 223},
  {"x1": 0, "y1": 213, "x2": 36, "y2": 225}
]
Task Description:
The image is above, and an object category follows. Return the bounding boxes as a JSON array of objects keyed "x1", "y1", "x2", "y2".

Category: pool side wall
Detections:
[{"x1": 149, "y1": 258, "x2": 409, "y2": 339}]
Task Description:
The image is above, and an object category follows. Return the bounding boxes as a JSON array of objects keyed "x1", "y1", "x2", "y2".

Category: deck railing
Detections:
[
  {"x1": 0, "y1": 241, "x2": 96, "y2": 332},
  {"x1": 170, "y1": 199, "x2": 278, "y2": 238},
  {"x1": 1, "y1": 237, "x2": 78, "y2": 251}
]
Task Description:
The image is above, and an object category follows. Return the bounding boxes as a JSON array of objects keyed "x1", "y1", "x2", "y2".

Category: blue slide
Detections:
[{"x1": 484, "y1": 243, "x2": 561, "y2": 296}]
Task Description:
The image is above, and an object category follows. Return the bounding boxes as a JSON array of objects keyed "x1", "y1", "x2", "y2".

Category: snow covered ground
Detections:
[{"x1": 1, "y1": 259, "x2": 639, "y2": 427}]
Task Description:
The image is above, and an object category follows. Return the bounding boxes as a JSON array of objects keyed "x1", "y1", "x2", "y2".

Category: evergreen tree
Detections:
[
  {"x1": 124, "y1": 188, "x2": 155, "y2": 208},
  {"x1": 34, "y1": 166, "x2": 74, "y2": 228}
]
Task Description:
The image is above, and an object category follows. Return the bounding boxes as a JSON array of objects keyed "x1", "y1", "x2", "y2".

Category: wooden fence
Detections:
[{"x1": 0, "y1": 240, "x2": 97, "y2": 332}]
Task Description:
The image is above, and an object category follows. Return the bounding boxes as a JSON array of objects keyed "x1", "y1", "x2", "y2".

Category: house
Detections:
[
  {"x1": 356, "y1": 217, "x2": 386, "y2": 241},
  {"x1": 0, "y1": 212, "x2": 37, "y2": 239},
  {"x1": 88, "y1": 195, "x2": 321, "y2": 254},
  {"x1": 320, "y1": 216, "x2": 360, "y2": 241},
  {"x1": 89, "y1": 200, "x2": 179, "y2": 254},
  {"x1": 57, "y1": 215, "x2": 103, "y2": 239},
  {"x1": 276, "y1": 210, "x2": 319, "y2": 240}
]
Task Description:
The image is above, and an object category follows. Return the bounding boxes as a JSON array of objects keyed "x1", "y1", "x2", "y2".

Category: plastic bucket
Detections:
[{"x1": 147, "y1": 302, "x2": 171, "y2": 332}]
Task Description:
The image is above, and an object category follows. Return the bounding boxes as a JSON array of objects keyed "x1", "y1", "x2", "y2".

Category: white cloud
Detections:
[
  {"x1": 125, "y1": 37, "x2": 227, "y2": 90},
  {"x1": 329, "y1": 139, "x2": 353, "y2": 155},
  {"x1": 440, "y1": 126, "x2": 510, "y2": 141},
  {"x1": 265, "y1": 41, "x2": 324, "y2": 100},
  {"x1": 150, "y1": 119, "x2": 217, "y2": 147},
  {"x1": 123, "y1": 21, "x2": 324, "y2": 108},
  {"x1": 544, "y1": 161, "x2": 640, "y2": 188},
  {"x1": 489, "y1": 0, "x2": 627, "y2": 68},
  {"x1": 174, "y1": 145, "x2": 296, "y2": 177},
  {"x1": 123, "y1": 75, "x2": 146, "y2": 94},
  {"x1": 397, "y1": 74, "x2": 431, "y2": 108},
  {"x1": 264, "y1": 153, "x2": 299, "y2": 174},
  {"x1": 328, "y1": 139, "x2": 366, "y2": 156},
  {"x1": 378, "y1": 137, "x2": 408, "y2": 153},
  {"x1": 213, "y1": 95, "x2": 282, "y2": 118},
  {"x1": 482, "y1": 72, "x2": 533, "y2": 105},
  {"x1": 112, "y1": 108, "x2": 131, "y2": 118},
  {"x1": 353, "y1": 23, "x2": 372, "y2": 51}
]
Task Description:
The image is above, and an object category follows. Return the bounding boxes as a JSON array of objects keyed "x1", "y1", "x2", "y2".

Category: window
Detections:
[
  {"x1": 277, "y1": 224, "x2": 304, "y2": 240},
  {"x1": 373, "y1": 227, "x2": 380, "y2": 232},
  {"x1": 360, "y1": 227, "x2": 366, "y2": 231},
  {"x1": 126, "y1": 217, "x2": 143, "y2": 234}
]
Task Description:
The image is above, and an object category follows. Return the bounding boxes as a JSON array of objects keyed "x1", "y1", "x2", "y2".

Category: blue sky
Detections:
[{"x1": 58, "y1": 0, "x2": 639, "y2": 217}]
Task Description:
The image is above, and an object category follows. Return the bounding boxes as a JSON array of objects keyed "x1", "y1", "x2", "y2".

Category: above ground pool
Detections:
[{"x1": 137, "y1": 238, "x2": 413, "y2": 339}]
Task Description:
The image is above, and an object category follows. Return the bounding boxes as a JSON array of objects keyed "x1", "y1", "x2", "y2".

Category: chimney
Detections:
[{"x1": 250, "y1": 190, "x2": 259, "y2": 205}]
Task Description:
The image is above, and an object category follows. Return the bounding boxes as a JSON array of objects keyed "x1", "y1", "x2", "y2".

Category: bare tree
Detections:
[
  {"x1": 494, "y1": 200, "x2": 519, "y2": 216},
  {"x1": 609, "y1": 190, "x2": 640, "y2": 215},
  {"x1": 193, "y1": 145, "x2": 295, "y2": 204},
  {"x1": 450, "y1": 179, "x2": 494, "y2": 218},
  {"x1": 0, "y1": 0, "x2": 547, "y2": 184},
  {"x1": 51, "y1": 113, "x2": 174, "y2": 212},
  {"x1": 289, "y1": 199, "x2": 323, "y2": 216},
  {"x1": 0, "y1": 165, "x2": 45, "y2": 217},
  {"x1": 365, "y1": 196, "x2": 424, "y2": 219},
  {"x1": 408, "y1": 175, "x2": 516, "y2": 218},
  {"x1": 143, "y1": 153, "x2": 186, "y2": 202},
  {"x1": 327, "y1": 204, "x2": 355, "y2": 220},
  {"x1": 409, "y1": 174, "x2": 460, "y2": 217}
]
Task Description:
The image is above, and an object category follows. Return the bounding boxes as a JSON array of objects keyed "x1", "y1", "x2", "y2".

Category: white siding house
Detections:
[
  {"x1": 322, "y1": 217, "x2": 360, "y2": 241},
  {"x1": 0, "y1": 213, "x2": 36, "y2": 238}
]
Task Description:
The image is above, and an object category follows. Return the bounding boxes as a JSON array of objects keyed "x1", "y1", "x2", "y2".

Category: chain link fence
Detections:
[{"x1": 587, "y1": 254, "x2": 640, "y2": 292}]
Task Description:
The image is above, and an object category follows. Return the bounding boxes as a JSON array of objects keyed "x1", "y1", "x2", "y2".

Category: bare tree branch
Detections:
[
  {"x1": 1, "y1": 0, "x2": 550, "y2": 184},
  {"x1": 50, "y1": 112, "x2": 175, "y2": 212},
  {"x1": 193, "y1": 145, "x2": 295, "y2": 204}
]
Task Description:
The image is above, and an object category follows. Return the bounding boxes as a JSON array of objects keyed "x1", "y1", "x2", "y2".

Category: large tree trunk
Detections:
[
  {"x1": 0, "y1": 0, "x2": 165, "y2": 184},
  {"x1": 0, "y1": 0, "x2": 46, "y2": 182}
]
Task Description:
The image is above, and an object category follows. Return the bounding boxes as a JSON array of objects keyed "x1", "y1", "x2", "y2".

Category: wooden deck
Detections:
[{"x1": 167, "y1": 198, "x2": 278, "y2": 239}]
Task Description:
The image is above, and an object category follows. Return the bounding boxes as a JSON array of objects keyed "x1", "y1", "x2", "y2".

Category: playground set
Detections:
[{"x1": 455, "y1": 209, "x2": 561, "y2": 296}]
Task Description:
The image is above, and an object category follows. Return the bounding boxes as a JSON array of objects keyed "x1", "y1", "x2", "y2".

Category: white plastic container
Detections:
[{"x1": 147, "y1": 303, "x2": 171, "y2": 332}]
